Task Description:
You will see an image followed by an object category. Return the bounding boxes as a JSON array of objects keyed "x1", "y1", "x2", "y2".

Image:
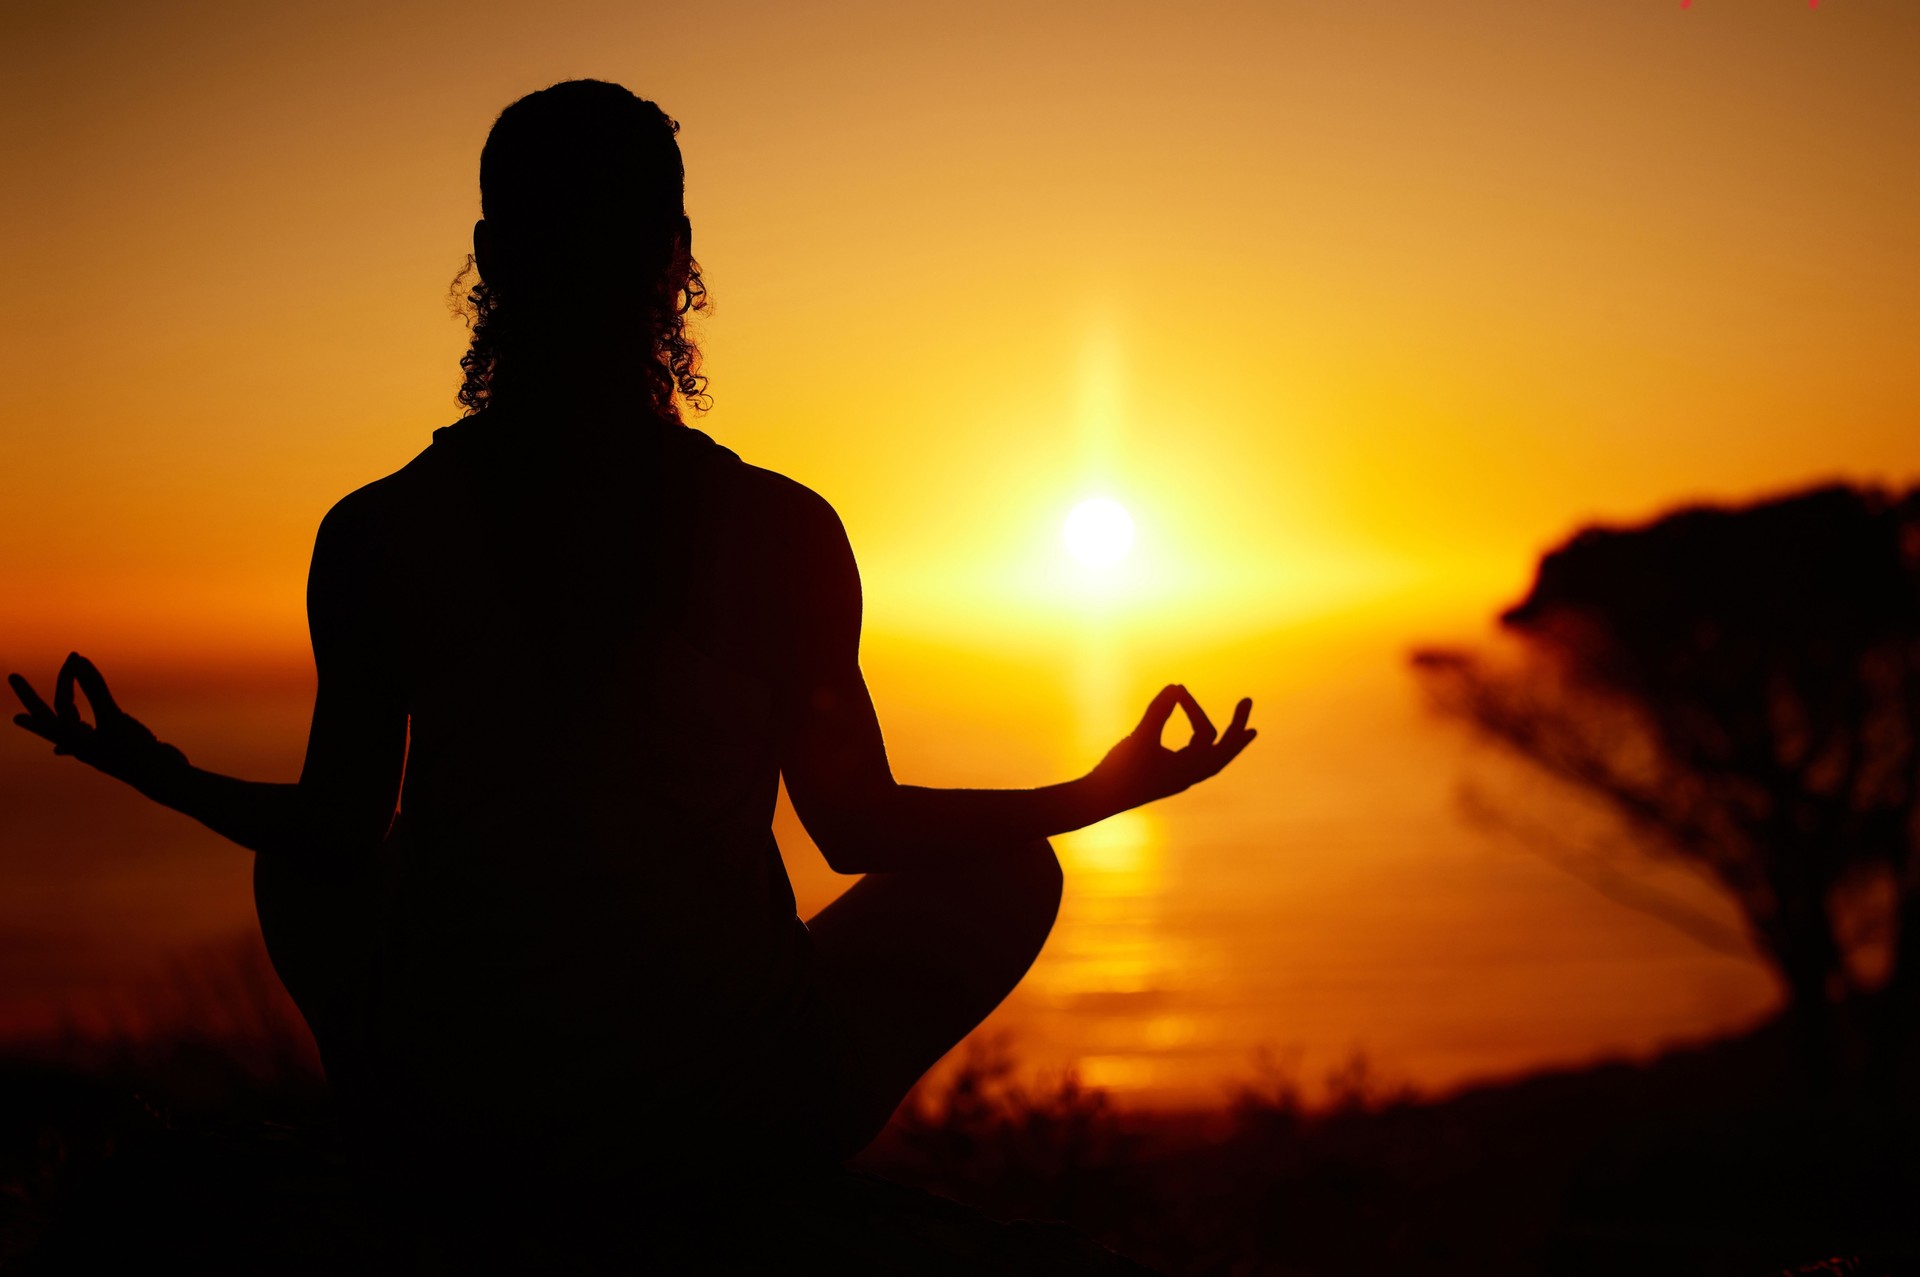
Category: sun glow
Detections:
[{"x1": 1063, "y1": 498, "x2": 1136, "y2": 567}]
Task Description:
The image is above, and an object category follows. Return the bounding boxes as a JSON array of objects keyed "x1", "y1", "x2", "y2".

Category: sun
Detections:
[{"x1": 1063, "y1": 497, "x2": 1135, "y2": 567}]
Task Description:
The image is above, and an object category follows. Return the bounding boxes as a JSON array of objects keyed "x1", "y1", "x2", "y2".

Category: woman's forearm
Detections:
[
  {"x1": 12, "y1": 654, "x2": 405, "y2": 871},
  {"x1": 819, "y1": 775, "x2": 1119, "y2": 873},
  {"x1": 138, "y1": 765, "x2": 359, "y2": 865}
]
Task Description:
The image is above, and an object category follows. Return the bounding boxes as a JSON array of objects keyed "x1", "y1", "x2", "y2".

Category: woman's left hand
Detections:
[
  {"x1": 1083, "y1": 684, "x2": 1256, "y2": 818},
  {"x1": 10, "y1": 653, "x2": 188, "y2": 793}
]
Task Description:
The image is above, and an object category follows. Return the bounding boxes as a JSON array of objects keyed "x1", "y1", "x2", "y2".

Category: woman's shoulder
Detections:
[
  {"x1": 312, "y1": 418, "x2": 474, "y2": 544},
  {"x1": 683, "y1": 422, "x2": 840, "y2": 533},
  {"x1": 695, "y1": 428, "x2": 852, "y2": 568},
  {"x1": 690, "y1": 433, "x2": 861, "y2": 617}
]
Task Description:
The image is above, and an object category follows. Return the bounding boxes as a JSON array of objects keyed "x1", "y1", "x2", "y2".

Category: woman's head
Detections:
[{"x1": 455, "y1": 80, "x2": 709, "y2": 421}]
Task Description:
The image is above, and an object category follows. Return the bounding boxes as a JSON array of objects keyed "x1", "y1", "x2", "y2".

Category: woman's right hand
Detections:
[
  {"x1": 9, "y1": 653, "x2": 189, "y2": 797},
  {"x1": 1084, "y1": 684, "x2": 1256, "y2": 818}
]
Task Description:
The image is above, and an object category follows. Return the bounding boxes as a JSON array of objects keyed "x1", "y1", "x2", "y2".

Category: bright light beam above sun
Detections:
[{"x1": 1063, "y1": 497, "x2": 1135, "y2": 567}]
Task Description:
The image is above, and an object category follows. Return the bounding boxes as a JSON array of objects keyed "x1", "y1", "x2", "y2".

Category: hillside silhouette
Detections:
[{"x1": 3, "y1": 951, "x2": 1916, "y2": 1276}]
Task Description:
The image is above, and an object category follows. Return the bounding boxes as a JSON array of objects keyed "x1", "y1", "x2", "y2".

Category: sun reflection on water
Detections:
[{"x1": 1059, "y1": 808, "x2": 1157, "y2": 878}]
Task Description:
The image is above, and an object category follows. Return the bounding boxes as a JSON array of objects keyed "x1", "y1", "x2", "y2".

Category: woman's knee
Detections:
[
  {"x1": 979, "y1": 836, "x2": 1062, "y2": 925},
  {"x1": 253, "y1": 855, "x2": 372, "y2": 1028},
  {"x1": 1023, "y1": 836, "x2": 1064, "y2": 905}
]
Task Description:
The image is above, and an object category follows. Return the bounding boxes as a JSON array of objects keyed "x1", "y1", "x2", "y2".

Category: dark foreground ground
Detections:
[{"x1": 2, "y1": 996, "x2": 1917, "y2": 1274}]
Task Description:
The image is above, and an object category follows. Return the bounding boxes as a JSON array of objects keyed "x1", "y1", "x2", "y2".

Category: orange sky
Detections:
[
  {"x1": 6, "y1": 0, "x2": 1918, "y2": 669},
  {"x1": 3, "y1": 0, "x2": 1918, "y2": 1102}
]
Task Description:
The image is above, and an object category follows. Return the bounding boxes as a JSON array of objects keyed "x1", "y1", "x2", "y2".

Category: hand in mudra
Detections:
[
  {"x1": 10, "y1": 653, "x2": 187, "y2": 792},
  {"x1": 1087, "y1": 684, "x2": 1256, "y2": 815}
]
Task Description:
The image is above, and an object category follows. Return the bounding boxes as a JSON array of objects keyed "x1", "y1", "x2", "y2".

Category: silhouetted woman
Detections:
[{"x1": 11, "y1": 79, "x2": 1255, "y2": 1248}]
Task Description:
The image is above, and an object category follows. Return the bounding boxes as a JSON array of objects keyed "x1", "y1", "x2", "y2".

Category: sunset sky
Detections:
[{"x1": 4, "y1": 0, "x2": 1918, "y2": 1102}]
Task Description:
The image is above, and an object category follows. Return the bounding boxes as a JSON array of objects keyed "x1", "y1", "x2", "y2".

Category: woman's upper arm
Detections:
[
  {"x1": 300, "y1": 489, "x2": 408, "y2": 849},
  {"x1": 776, "y1": 488, "x2": 893, "y2": 862}
]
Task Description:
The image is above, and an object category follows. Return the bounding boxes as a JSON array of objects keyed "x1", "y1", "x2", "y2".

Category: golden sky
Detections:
[{"x1": 5, "y1": 0, "x2": 1917, "y2": 669}]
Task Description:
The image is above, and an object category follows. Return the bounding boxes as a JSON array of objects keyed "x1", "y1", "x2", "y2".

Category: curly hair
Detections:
[
  {"x1": 450, "y1": 254, "x2": 708, "y2": 419},
  {"x1": 450, "y1": 81, "x2": 711, "y2": 421}
]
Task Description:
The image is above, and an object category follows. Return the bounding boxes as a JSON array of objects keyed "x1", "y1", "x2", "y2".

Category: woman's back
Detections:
[{"x1": 347, "y1": 411, "x2": 831, "y2": 1179}]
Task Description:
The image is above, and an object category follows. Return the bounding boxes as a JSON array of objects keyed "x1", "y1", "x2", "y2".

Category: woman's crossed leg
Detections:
[{"x1": 803, "y1": 837, "x2": 1064, "y2": 1157}]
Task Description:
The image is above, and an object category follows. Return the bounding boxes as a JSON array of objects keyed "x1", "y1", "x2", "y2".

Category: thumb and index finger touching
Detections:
[
  {"x1": 55, "y1": 652, "x2": 118, "y2": 721},
  {"x1": 1133, "y1": 684, "x2": 1185, "y2": 741},
  {"x1": 11, "y1": 653, "x2": 117, "y2": 744},
  {"x1": 1133, "y1": 683, "x2": 1257, "y2": 754}
]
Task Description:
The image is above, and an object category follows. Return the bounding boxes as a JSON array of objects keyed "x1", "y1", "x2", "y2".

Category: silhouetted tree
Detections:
[{"x1": 1414, "y1": 483, "x2": 1920, "y2": 1090}]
